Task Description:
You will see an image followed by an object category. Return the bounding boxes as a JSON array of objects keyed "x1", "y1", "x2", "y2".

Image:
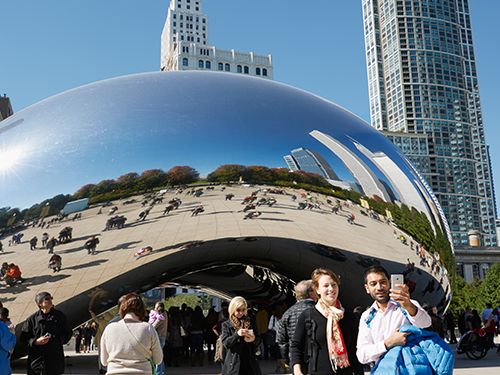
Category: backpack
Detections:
[{"x1": 303, "y1": 308, "x2": 317, "y2": 373}]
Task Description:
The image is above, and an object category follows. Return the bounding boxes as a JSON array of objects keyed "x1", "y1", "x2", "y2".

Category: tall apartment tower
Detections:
[
  {"x1": 0, "y1": 95, "x2": 13, "y2": 121},
  {"x1": 362, "y1": 0, "x2": 497, "y2": 246},
  {"x1": 160, "y1": 0, "x2": 273, "y2": 79}
]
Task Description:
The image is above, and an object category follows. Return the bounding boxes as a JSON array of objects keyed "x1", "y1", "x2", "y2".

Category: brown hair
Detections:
[
  {"x1": 119, "y1": 293, "x2": 146, "y2": 320},
  {"x1": 311, "y1": 268, "x2": 340, "y2": 291}
]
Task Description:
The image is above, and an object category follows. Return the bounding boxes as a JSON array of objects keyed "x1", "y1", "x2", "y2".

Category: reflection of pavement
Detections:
[
  {"x1": 3, "y1": 185, "x2": 446, "y2": 324},
  {"x1": 10, "y1": 337, "x2": 500, "y2": 374}
]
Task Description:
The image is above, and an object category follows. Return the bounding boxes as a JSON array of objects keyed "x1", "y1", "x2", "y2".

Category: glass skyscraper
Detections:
[{"x1": 362, "y1": 0, "x2": 497, "y2": 246}]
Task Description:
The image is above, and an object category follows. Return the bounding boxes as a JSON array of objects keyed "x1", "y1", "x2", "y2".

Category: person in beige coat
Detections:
[{"x1": 100, "y1": 293, "x2": 162, "y2": 374}]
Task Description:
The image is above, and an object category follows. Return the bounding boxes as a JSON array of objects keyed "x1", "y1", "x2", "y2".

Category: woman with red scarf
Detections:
[{"x1": 291, "y1": 268, "x2": 363, "y2": 375}]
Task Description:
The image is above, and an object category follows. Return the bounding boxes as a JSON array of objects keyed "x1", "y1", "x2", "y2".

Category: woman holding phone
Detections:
[
  {"x1": 291, "y1": 268, "x2": 363, "y2": 375},
  {"x1": 221, "y1": 296, "x2": 262, "y2": 375}
]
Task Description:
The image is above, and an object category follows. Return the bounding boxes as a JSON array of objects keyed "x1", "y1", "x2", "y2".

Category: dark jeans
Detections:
[
  {"x1": 190, "y1": 333, "x2": 203, "y2": 354},
  {"x1": 259, "y1": 332, "x2": 269, "y2": 358}
]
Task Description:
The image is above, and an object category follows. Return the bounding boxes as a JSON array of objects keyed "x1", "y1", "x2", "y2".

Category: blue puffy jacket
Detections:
[
  {"x1": 0, "y1": 321, "x2": 16, "y2": 375},
  {"x1": 371, "y1": 324, "x2": 454, "y2": 375}
]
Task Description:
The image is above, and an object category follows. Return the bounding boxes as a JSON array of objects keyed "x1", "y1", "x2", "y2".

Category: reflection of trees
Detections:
[
  {"x1": 389, "y1": 203, "x2": 454, "y2": 277},
  {"x1": 207, "y1": 165, "x2": 331, "y2": 188},
  {"x1": 207, "y1": 164, "x2": 247, "y2": 184},
  {"x1": 0, "y1": 194, "x2": 72, "y2": 228},
  {"x1": 167, "y1": 166, "x2": 199, "y2": 186}
]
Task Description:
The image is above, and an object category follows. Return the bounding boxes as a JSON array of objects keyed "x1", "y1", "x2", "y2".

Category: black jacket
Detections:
[
  {"x1": 291, "y1": 307, "x2": 363, "y2": 375},
  {"x1": 221, "y1": 318, "x2": 262, "y2": 375},
  {"x1": 277, "y1": 299, "x2": 316, "y2": 364},
  {"x1": 20, "y1": 307, "x2": 73, "y2": 375}
]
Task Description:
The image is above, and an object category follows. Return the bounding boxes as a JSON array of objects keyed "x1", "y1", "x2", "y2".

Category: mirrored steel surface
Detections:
[{"x1": 0, "y1": 72, "x2": 453, "y2": 358}]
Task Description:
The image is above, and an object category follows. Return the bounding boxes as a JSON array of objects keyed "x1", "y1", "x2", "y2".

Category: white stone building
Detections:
[{"x1": 160, "y1": 0, "x2": 273, "y2": 79}]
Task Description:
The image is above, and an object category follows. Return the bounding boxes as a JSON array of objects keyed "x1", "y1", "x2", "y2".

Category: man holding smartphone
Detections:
[
  {"x1": 20, "y1": 292, "x2": 73, "y2": 375},
  {"x1": 356, "y1": 265, "x2": 431, "y2": 365}
]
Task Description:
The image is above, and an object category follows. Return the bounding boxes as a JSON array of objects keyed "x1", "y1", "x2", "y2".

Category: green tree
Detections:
[
  {"x1": 478, "y1": 262, "x2": 500, "y2": 306},
  {"x1": 208, "y1": 164, "x2": 247, "y2": 184},
  {"x1": 245, "y1": 165, "x2": 275, "y2": 183},
  {"x1": 270, "y1": 168, "x2": 295, "y2": 182},
  {"x1": 136, "y1": 169, "x2": 168, "y2": 191},
  {"x1": 167, "y1": 166, "x2": 199, "y2": 186},
  {"x1": 90, "y1": 179, "x2": 117, "y2": 198},
  {"x1": 72, "y1": 183, "x2": 95, "y2": 200},
  {"x1": 163, "y1": 294, "x2": 200, "y2": 311},
  {"x1": 116, "y1": 172, "x2": 139, "y2": 190}
]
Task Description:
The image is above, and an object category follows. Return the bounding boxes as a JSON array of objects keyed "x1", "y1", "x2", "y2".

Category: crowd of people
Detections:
[{"x1": 3, "y1": 265, "x2": 500, "y2": 375}]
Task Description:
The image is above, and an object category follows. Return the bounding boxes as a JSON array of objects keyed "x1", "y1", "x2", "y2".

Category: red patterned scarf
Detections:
[{"x1": 316, "y1": 299, "x2": 350, "y2": 372}]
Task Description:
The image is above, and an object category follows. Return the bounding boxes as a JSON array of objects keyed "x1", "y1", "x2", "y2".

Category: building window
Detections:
[
  {"x1": 197, "y1": 38, "x2": 200, "y2": 42},
  {"x1": 256, "y1": 68, "x2": 261, "y2": 75},
  {"x1": 218, "y1": 62, "x2": 223, "y2": 71},
  {"x1": 203, "y1": 18, "x2": 206, "y2": 23},
  {"x1": 244, "y1": 66, "x2": 249, "y2": 74},
  {"x1": 263, "y1": 68, "x2": 268, "y2": 76},
  {"x1": 173, "y1": 22, "x2": 176, "y2": 26},
  {"x1": 180, "y1": 35, "x2": 184, "y2": 41},
  {"x1": 206, "y1": 61, "x2": 211, "y2": 69},
  {"x1": 173, "y1": 14, "x2": 176, "y2": 19},
  {"x1": 225, "y1": 63, "x2": 230, "y2": 72},
  {"x1": 180, "y1": 15, "x2": 183, "y2": 20},
  {"x1": 199, "y1": 60, "x2": 203, "y2": 68},
  {"x1": 183, "y1": 58, "x2": 188, "y2": 66},
  {"x1": 237, "y1": 65, "x2": 242, "y2": 73}
]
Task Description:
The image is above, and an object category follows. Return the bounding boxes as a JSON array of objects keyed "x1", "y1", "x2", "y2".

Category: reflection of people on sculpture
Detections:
[
  {"x1": 162, "y1": 204, "x2": 174, "y2": 215},
  {"x1": 191, "y1": 205, "x2": 204, "y2": 216},
  {"x1": 242, "y1": 204, "x2": 255, "y2": 212},
  {"x1": 48, "y1": 254, "x2": 62, "y2": 272},
  {"x1": 138, "y1": 208, "x2": 151, "y2": 221},
  {"x1": 134, "y1": 246, "x2": 153, "y2": 259},
  {"x1": 228, "y1": 237, "x2": 259, "y2": 242},
  {"x1": 179, "y1": 241, "x2": 204, "y2": 250},
  {"x1": 347, "y1": 213, "x2": 355, "y2": 225},
  {"x1": 85, "y1": 236, "x2": 100, "y2": 255},
  {"x1": 243, "y1": 211, "x2": 261, "y2": 220},
  {"x1": 89, "y1": 306, "x2": 114, "y2": 374},
  {"x1": 30, "y1": 236, "x2": 38, "y2": 250},
  {"x1": 4, "y1": 263, "x2": 25, "y2": 286}
]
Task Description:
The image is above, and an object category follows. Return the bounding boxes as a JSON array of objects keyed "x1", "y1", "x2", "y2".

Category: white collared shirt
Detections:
[{"x1": 356, "y1": 299, "x2": 431, "y2": 364}]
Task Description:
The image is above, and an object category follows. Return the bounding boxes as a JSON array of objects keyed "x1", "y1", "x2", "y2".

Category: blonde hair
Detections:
[{"x1": 228, "y1": 296, "x2": 248, "y2": 318}]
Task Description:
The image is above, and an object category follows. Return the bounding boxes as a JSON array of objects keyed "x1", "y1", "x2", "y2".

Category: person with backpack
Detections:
[{"x1": 291, "y1": 268, "x2": 363, "y2": 375}]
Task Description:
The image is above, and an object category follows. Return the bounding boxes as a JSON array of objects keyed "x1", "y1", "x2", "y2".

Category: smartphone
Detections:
[
  {"x1": 391, "y1": 274, "x2": 404, "y2": 291},
  {"x1": 44, "y1": 332, "x2": 51, "y2": 338},
  {"x1": 247, "y1": 329, "x2": 254, "y2": 336}
]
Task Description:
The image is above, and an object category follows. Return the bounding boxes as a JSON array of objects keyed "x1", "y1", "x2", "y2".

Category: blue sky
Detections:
[{"x1": 2, "y1": 0, "x2": 499, "y2": 207}]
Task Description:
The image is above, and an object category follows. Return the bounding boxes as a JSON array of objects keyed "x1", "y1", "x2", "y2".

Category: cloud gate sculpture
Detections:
[{"x1": 0, "y1": 71, "x2": 453, "y2": 358}]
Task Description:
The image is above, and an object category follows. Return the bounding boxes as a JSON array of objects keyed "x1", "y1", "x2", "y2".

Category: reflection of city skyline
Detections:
[
  {"x1": 310, "y1": 130, "x2": 392, "y2": 202},
  {"x1": 283, "y1": 130, "x2": 450, "y2": 239}
]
